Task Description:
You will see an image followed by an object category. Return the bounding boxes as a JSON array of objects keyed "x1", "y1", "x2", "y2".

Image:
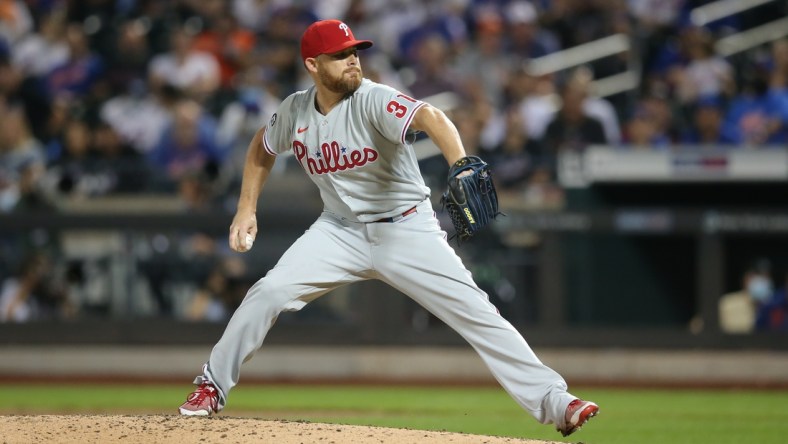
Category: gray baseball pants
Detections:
[{"x1": 196, "y1": 199, "x2": 575, "y2": 428}]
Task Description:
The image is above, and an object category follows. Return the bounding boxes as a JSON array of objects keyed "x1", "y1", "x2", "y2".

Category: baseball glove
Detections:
[{"x1": 440, "y1": 155, "x2": 501, "y2": 242}]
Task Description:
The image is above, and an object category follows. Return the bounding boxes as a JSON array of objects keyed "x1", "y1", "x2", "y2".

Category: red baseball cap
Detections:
[{"x1": 300, "y1": 19, "x2": 373, "y2": 61}]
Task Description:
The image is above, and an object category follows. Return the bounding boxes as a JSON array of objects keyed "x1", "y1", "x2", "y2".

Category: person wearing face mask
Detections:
[
  {"x1": 755, "y1": 271, "x2": 788, "y2": 333},
  {"x1": 719, "y1": 259, "x2": 774, "y2": 334}
]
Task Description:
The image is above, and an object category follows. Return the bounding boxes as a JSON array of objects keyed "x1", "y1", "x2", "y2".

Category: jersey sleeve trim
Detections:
[
  {"x1": 401, "y1": 101, "x2": 426, "y2": 144},
  {"x1": 262, "y1": 129, "x2": 278, "y2": 156}
]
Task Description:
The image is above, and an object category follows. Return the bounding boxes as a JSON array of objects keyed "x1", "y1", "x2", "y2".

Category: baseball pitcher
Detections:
[{"x1": 178, "y1": 19, "x2": 598, "y2": 437}]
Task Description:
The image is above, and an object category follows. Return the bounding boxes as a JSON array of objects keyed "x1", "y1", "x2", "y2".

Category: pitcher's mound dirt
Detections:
[{"x1": 0, "y1": 414, "x2": 563, "y2": 443}]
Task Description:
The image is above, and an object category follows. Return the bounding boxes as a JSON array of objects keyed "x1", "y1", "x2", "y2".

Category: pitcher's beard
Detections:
[{"x1": 319, "y1": 68, "x2": 363, "y2": 95}]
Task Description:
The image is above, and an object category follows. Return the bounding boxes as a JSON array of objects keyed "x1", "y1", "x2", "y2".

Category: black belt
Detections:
[{"x1": 373, "y1": 206, "x2": 417, "y2": 223}]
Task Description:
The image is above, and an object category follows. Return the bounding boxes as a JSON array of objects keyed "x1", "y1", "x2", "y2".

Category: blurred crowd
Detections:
[
  {"x1": 1, "y1": 0, "x2": 787, "y2": 212},
  {"x1": 1, "y1": 0, "x2": 788, "y2": 323}
]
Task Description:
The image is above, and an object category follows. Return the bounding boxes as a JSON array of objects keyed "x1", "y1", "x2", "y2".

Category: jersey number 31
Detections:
[{"x1": 386, "y1": 94, "x2": 417, "y2": 119}]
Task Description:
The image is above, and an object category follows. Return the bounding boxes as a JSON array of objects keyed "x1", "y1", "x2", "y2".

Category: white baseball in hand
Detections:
[{"x1": 244, "y1": 233, "x2": 254, "y2": 250}]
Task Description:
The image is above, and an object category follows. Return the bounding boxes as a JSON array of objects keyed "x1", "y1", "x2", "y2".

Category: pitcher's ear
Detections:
[{"x1": 304, "y1": 57, "x2": 318, "y2": 73}]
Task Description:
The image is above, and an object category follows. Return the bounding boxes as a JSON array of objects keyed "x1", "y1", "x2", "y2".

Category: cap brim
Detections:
[{"x1": 319, "y1": 40, "x2": 373, "y2": 57}]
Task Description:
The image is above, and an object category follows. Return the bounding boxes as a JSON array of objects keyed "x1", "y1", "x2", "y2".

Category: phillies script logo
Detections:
[{"x1": 293, "y1": 140, "x2": 379, "y2": 175}]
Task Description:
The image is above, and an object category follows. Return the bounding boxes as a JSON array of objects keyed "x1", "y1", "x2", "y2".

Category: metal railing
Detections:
[
  {"x1": 522, "y1": 0, "x2": 784, "y2": 98},
  {"x1": 690, "y1": 0, "x2": 777, "y2": 27},
  {"x1": 525, "y1": 34, "x2": 631, "y2": 77},
  {"x1": 716, "y1": 15, "x2": 788, "y2": 56},
  {"x1": 525, "y1": 33, "x2": 636, "y2": 99}
]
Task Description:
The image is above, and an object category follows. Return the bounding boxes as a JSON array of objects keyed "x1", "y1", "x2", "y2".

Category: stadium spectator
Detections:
[
  {"x1": 680, "y1": 95, "x2": 726, "y2": 145},
  {"x1": 173, "y1": 0, "x2": 228, "y2": 22},
  {"x1": 147, "y1": 99, "x2": 226, "y2": 183},
  {"x1": 504, "y1": 0, "x2": 559, "y2": 59},
  {"x1": 0, "y1": 253, "x2": 43, "y2": 322},
  {"x1": 628, "y1": 0, "x2": 683, "y2": 34},
  {"x1": 0, "y1": 103, "x2": 46, "y2": 212},
  {"x1": 0, "y1": 50, "x2": 56, "y2": 146},
  {"x1": 46, "y1": 23, "x2": 105, "y2": 99},
  {"x1": 474, "y1": 97, "x2": 507, "y2": 152},
  {"x1": 452, "y1": 8, "x2": 510, "y2": 108},
  {"x1": 192, "y1": 12, "x2": 256, "y2": 90},
  {"x1": 45, "y1": 119, "x2": 162, "y2": 198},
  {"x1": 542, "y1": 79, "x2": 608, "y2": 155},
  {"x1": 568, "y1": 67, "x2": 622, "y2": 145},
  {"x1": 216, "y1": 67, "x2": 282, "y2": 183},
  {"x1": 540, "y1": 0, "x2": 585, "y2": 49},
  {"x1": 65, "y1": 0, "x2": 124, "y2": 29},
  {"x1": 231, "y1": 0, "x2": 278, "y2": 33},
  {"x1": 148, "y1": 25, "x2": 220, "y2": 102},
  {"x1": 627, "y1": 0, "x2": 684, "y2": 83},
  {"x1": 90, "y1": 121, "x2": 153, "y2": 193},
  {"x1": 11, "y1": 10, "x2": 69, "y2": 78},
  {"x1": 764, "y1": 39, "x2": 788, "y2": 143},
  {"x1": 344, "y1": 0, "x2": 423, "y2": 62},
  {"x1": 99, "y1": 80, "x2": 174, "y2": 155},
  {"x1": 489, "y1": 107, "x2": 545, "y2": 191},
  {"x1": 625, "y1": 95, "x2": 675, "y2": 148},
  {"x1": 512, "y1": 66, "x2": 559, "y2": 140},
  {"x1": 251, "y1": 6, "x2": 309, "y2": 95},
  {"x1": 124, "y1": 0, "x2": 174, "y2": 56},
  {"x1": 103, "y1": 18, "x2": 152, "y2": 95},
  {"x1": 406, "y1": 32, "x2": 459, "y2": 100},
  {"x1": 42, "y1": 118, "x2": 125, "y2": 198},
  {"x1": 625, "y1": 107, "x2": 664, "y2": 148},
  {"x1": 448, "y1": 107, "x2": 483, "y2": 161},
  {"x1": 396, "y1": 0, "x2": 466, "y2": 66},
  {"x1": 185, "y1": 265, "x2": 232, "y2": 322},
  {"x1": 176, "y1": 169, "x2": 215, "y2": 210},
  {"x1": 756, "y1": 270, "x2": 788, "y2": 333},
  {"x1": 0, "y1": 0, "x2": 33, "y2": 47},
  {"x1": 139, "y1": 230, "x2": 234, "y2": 317},
  {"x1": 721, "y1": 69, "x2": 785, "y2": 145},
  {"x1": 184, "y1": 256, "x2": 247, "y2": 322},
  {"x1": 673, "y1": 27, "x2": 735, "y2": 105},
  {"x1": 0, "y1": 251, "x2": 72, "y2": 322},
  {"x1": 719, "y1": 259, "x2": 774, "y2": 334}
]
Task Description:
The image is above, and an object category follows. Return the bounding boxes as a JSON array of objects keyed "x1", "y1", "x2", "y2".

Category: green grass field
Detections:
[{"x1": 2, "y1": 383, "x2": 786, "y2": 444}]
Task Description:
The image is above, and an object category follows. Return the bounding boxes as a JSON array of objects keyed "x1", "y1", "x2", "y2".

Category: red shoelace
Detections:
[{"x1": 185, "y1": 383, "x2": 218, "y2": 408}]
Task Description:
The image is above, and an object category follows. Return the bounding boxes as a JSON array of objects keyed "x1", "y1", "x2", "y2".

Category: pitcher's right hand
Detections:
[{"x1": 229, "y1": 209, "x2": 257, "y2": 252}]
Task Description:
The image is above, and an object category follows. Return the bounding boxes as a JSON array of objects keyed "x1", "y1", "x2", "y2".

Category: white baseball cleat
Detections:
[{"x1": 559, "y1": 398, "x2": 599, "y2": 437}]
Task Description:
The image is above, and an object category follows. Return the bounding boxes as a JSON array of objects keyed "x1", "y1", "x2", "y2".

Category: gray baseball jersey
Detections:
[{"x1": 263, "y1": 79, "x2": 430, "y2": 222}]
